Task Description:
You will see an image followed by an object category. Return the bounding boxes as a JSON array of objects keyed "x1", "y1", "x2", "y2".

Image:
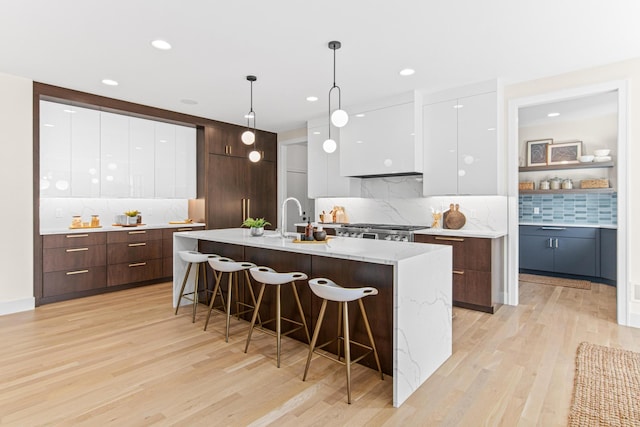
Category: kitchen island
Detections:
[{"x1": 173, "y1": 228, "x2": 452, "y2": 407}]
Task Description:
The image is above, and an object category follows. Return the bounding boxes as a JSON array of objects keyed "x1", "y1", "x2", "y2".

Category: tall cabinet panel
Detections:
[
  {"x1": 207, "y1": 154, "x2": 246, "y2": 228},
  {"x1": 129, "y1": 117, "x2": 156, "y2": 198},
  {"x1": 40, "y1": 100, "x2": 72, "y2": 197},
  {"x1": 154, "y1": 122, "x2": 177, "y2": 198},
  {"x1": 100, "y1": 112, "x2": 130, "y2": 197},
  {"x1": 457, "y1": 92, "x2": 498, "y2": 195},
  {"x1": 70, "y1": 106, "x2": 100, "y2": 197},
  {"x1": 248, "y1": 159, "x2": 277, "y2": 223},
  {"x1": 175, "y1": 125, "x2": 197, "y2": 198},
  {"x1": 422, "y1": 100, "x2": 458, "y2": 195}
]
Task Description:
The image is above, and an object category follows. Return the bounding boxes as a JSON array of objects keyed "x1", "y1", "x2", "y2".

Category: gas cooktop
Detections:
[{"x1": 343, "y1": 223, "x2": 430, "y2": 231}]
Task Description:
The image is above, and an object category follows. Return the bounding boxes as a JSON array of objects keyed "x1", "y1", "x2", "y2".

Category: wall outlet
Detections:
[
  {"x1": 55, "y1": 208, "x2": 63, "y2": 218},
  {"x1": 533, "y1": 207, "x2": 540, "y2": 214}
]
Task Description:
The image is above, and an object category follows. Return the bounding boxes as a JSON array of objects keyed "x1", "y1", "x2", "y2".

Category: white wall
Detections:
[{"x1": 0, "y1": 72, "x2": 34, "y2": 314}]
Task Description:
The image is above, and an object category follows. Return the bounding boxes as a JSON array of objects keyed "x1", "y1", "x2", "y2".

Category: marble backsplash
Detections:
[{"x1": 40, "y1": 198, "x2": 189, "y2": 231}]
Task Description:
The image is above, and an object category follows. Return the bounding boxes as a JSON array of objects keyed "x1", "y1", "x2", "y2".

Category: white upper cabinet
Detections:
[
  {"x1": 154, "y1": 122, "x2": 176, "y2": 198},
  {"x1": 174, "y1": 125, "x2": 197, "y2": 198},
  {"x1": 40, "y1": 101, "x2": 72, "y2": 197},
  {"x1": 70, "y1": 106, "x2": 100, "y2": 197},
  {"x1": 422, "y1": 80, "x2": 501, "y2": 196},
  {"x1": 307, "y1": 120, "x2": 361, "y2": 199},
  {"x1": 40, "y1": 100, "x2": 196, "y2": 199},
  {"x1": 129, "y1": 117, "x2": 156, "y2": 198},
  {"x1": 100, "y1": 111, "x2": 130, "y2": 197},
  {"x1": 340, "y1": 100, "x2": 419, "y2": 177}
]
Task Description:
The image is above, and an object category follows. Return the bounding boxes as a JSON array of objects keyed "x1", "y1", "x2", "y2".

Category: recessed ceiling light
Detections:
[
  {"x1": 244, "y1": 112, "x2": 255, "y2": 119},
  {"x1": 487, "y1": 127, "x2": 496, "y2": 131},
  {"x1": 102, "y1": 79, "x2": 118, "y2": 86},
  {"x1": 313, "y1": 131, "x2": 321, "y2": 135},
  {"x1": 151, "y1": 39, "x2": 172, "y2": 50},
  {"x1": 43, "y1": 123, "x2": 54, "y2": 127},
  {"x1": 399, "y1": 68, "x2": 415, "y2": 76},
  {"x1": 355, "y1": 113, "x2": 365, "y2": 118},
  {"x1": 181, "y1": 99, "x2": 198, "y2": 105},
  {"x1": 356, "y1": 140, "x2": 363, "y2": 144},
  {"x1": 547, "y1": 112, "x2": 560, "y2": 117},
  {"x1": 306, "y1": 96, "x2": 318, "y2": 102},
  {"x1": 453, "y1": 104, "x2": 464, "y2": 109},
  {"x1": 63, "y1": 109, "x2": 76, "y2": 113}
]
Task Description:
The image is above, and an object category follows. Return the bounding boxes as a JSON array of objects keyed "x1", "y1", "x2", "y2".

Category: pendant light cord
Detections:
[
  {"x1": 247, "y1": 79, "x2": 256, "y2": 130},
  {"x1": 327, "y1": 42, "x2": 342, "y2": 139}
]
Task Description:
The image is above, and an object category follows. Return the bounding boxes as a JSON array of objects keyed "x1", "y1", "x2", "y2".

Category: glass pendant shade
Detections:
[
  {"x1": 331, "y1": 109, "x2": 349, "y2": 128},
  {"x1": 241, "y1": 130, "x2": 255, "y2": 145},
  {"x1": 323, "y1": 138, "x2": 337, "y2": 153},
  {"x1": 248, "y1": 150, "x2": 261, "y2": 162}
]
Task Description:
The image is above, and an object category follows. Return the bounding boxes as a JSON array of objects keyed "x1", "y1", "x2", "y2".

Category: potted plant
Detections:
[
  {"x1": 124, "y1": 210, "x2": 139, "y2": 225},
  {"x1": 241, "y1": 217, "x2": 271, "y2": 236}
]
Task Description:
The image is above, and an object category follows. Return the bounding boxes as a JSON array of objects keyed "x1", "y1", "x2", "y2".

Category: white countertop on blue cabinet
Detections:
[{"x1": 173, "y1": 228, "x2": 452, "y2": 408}]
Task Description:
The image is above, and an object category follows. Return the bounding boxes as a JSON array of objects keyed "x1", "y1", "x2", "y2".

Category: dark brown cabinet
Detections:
[
  {"x1": 205, "y1": 122, "x2": 277, "y2": 229},
  {"x1": 42, "y1": 233, "x2": 107, "y2": 300},
  {"x1": 106, "y1": 229, "x2": 164, "y2": 287},
  {"x1": 415, "y1": 234, "x2": 496, "y2": 313}
]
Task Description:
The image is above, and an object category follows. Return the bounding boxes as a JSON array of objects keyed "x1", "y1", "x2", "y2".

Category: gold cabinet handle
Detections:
[
  {"x1": 247, "y1": 198, "x2": 250, "y2": 219},
  {"x1": 453, "y1": 270, "x2": 465, "y2": 275},
  {"x1": 177, "y1": 228, "x2": 193, "y2": 231},
  {"x1": 128, "y1": 242, "x2": 146, "y2": 247},
  {"x1": 66, "y1": 247, "x2": 89, "y2": 252},
  {"x1": 66, "y1": 269, "x2": 89, "y2": 275},
  {"x1": 435, "y1": 236, "x2": 465, "y2": 242},
  {"x1": 129, "y1": 262, "x2": 147, "y2": 267},
  {"x1": 242, "y1": 198, "x2": 246, "y2": 222},
  {"x1": 66, "y1": 234, "x2": 89, "y2": 238},
  {"x1": 128, "y1": 230, "x2": 146, "y2": 235}
]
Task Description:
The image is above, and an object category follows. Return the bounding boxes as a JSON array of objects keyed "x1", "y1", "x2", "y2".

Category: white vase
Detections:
[
  {"x1": 127, "y1": 216, "x2": 138, "y2": 225},
  {"x1": 250, "y1": 227, "x2": 264, "y2": 236}
]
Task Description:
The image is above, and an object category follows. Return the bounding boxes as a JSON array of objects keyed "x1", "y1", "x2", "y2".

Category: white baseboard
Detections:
[{"x1": 0, "y1": 297, "x2": 35, "y2": 316}]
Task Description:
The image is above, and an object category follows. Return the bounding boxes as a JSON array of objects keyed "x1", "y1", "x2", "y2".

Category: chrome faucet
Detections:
[{"x1": 281, "y1": 197, "x2": 303, "y2": 238}]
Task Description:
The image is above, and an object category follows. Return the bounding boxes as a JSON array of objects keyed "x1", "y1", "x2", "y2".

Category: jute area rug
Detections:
[
  {"x1": 519, "y1": 273, "x2": 592, "y2": 290},
  {"x1": 569, "y1": 342, "x2": 640, "y2": 426}
]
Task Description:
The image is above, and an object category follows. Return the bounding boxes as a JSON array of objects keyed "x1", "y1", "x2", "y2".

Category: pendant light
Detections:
[
  {"x1": 241, "y1": 75, "x2": 261, "y2": 162},
  {"x1": 241, "y1": 75, "x2": 257, "y2": 146},
  {"x1": 323, "y1": 41, "x2": 348, "y2": 154}
]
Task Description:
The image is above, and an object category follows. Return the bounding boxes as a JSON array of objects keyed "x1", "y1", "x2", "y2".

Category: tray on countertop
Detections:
[
  {"x1": 112, "y1": 223, "x2": 147, "y2": 227},
  {"x1": 169, "y1": 220, "x2": 194, "y2": 224},
  {"x1": 292, "y1": 237, "x2": 333, "y2": 244},
  {"x1": 69, "y1": 225, "x2": 103, "y2": 229}
]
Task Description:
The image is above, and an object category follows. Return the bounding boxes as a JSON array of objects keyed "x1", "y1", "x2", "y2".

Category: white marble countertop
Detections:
[
  {"x1": 294, "y1": 222, "x2": 346, "y2": 229},
  {"x1": 175, "y1": 228, "x2": 449, "y2": 265},
  {"x1": 519, "y1": 222, "x2": 617, "y2": 229},
  {"x1": 40, "y1": 222, "x2": 206, "y2": 235}
]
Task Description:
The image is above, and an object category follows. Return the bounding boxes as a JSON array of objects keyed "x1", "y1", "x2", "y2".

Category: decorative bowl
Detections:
[
  {"x1": 313, "y1": 230, "x2": 327, "y2": 241},
  {"x1": 593, "y1": 149, "x2": 610, "y2": 156},
  {"x1": 579, "y1": 155, "x2": 594, "y2": 162}
]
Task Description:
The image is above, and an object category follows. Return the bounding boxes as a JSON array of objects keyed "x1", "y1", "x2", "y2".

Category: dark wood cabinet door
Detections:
[
  {"x1": 107, "y1": 240, "x2": 162, "y2": 264},
  {"x1": 248, "y1": 160, "x2": 277, "y2": 227},
  {"x1": 207, "y1": 154, "x2": 248, "y2": 229},
  {"x1": 43, "y1": 245, "x2": 107, "y2": 273},
  {"x1": 207, "y1": 122, "x2": 250, "y2": 158}
]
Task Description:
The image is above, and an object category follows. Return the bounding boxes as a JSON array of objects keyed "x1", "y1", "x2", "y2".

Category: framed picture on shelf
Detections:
[
  {"x1": 547, "y1": 141, "x2": 583, "y2": 165},
  {"x1": 526, "y1": 138, "x2": 553, "y2": 166}
]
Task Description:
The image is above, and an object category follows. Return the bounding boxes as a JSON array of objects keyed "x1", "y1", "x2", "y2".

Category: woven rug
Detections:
[
  {"x1": 569, "y1": 342, "x2": 640, "y2": 426},
  {"x1": 519, "y1": 273, "x2": 591, "y2": 290}
]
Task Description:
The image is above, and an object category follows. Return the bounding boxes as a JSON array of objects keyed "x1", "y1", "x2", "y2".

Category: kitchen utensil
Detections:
[
  {"x1": 561, "y1": 179, "x2": 573, "y2": 189},
  {"x1": 444, "y1": 204, "x2": 466, "y2": 230},
  {"x1": 593, "y1": 149, "x2": 610, "y2": 156},
  {"x1": 579, "y1": 155, "x2": 594, "y2": 162},
  {"x1": 539, "y1": 179, "x2": 550, "y2": 190},
  {"x1": 313, "y1": 230, "x2": 327, "y2": 241},
  {"x1": 550, "y1": 177, "x2": 561, "y2": 190}
]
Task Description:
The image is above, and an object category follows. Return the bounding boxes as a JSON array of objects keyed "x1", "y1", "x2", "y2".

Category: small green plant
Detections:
[
  {"x1": 125, "y1": 210, "x2": 139, "y2": 217},
  {"x1": 241, "y1": 217, "x2": 271, "y2": 228}
]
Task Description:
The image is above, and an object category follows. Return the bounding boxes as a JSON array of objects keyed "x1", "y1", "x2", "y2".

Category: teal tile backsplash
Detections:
[{"x1": 519, "y1": 193, "x2": 617, "y2": 225}]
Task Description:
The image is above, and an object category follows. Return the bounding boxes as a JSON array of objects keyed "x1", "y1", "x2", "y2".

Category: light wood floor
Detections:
[{"x1": 1, "y1": 281, "x2": 639, "y2": 426}]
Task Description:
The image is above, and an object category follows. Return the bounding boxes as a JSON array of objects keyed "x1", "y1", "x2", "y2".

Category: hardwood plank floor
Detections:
[{"x1": 1, "y1": 280, "x2": 639, "y2": 426}]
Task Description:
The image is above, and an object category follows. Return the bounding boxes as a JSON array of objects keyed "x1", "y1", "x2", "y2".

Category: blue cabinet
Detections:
[
  {"x1": 519, "y1": 226, "x2": 599, "y2": 277},
  {"x1": 600, "y1": 228, "x2": 617, "y2": 281}
]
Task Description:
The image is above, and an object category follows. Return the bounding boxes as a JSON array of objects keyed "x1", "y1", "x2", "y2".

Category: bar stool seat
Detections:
[
  {"x1": 205, "y1": 257, "x2": 258, "y2": 342},
  {"x1": 244, "y1": 267, "x2": 311, "y2": 367},
  {"x1": 303, "y1": 278, "x2": 383, "y2": 404},
  {"x1": 175, "y1": 251, "x2": 219, "y2": 323}
]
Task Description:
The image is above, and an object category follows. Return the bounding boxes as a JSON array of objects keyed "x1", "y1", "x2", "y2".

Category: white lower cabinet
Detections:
[
  {"x1": 307, "y1": 120, "x2": 360, "y2": 198},
  {"x1": 422, "y1": 85, "x2": 499, "y2": 196}
]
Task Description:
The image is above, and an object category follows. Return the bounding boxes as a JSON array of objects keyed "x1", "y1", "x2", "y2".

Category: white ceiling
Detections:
[
  {"x1": 519, "y1": 90, "x2": 619, "y2": 127},
  {"x1": 1, "y1": 1, "x2": 640, "y2": 133}
]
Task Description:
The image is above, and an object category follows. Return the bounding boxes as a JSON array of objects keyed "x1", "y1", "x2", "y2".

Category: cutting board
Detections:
[{"x1": 443, "y1": 204, "x2": 466, "y2": 230}]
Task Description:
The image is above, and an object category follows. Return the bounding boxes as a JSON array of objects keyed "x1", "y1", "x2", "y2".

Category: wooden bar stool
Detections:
[
  {"x1": 175, "y1": 251, "x2": 221, "y2": 323},
  {"x1": 205, "y1": 257, "x2": 258, "y2": 342},
  {"x1": 244, "y1": 266, "x2": 311, "y2": 367},
  {"x1": 303, "y1": 278, "x2": 383, "y2": 404}
]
